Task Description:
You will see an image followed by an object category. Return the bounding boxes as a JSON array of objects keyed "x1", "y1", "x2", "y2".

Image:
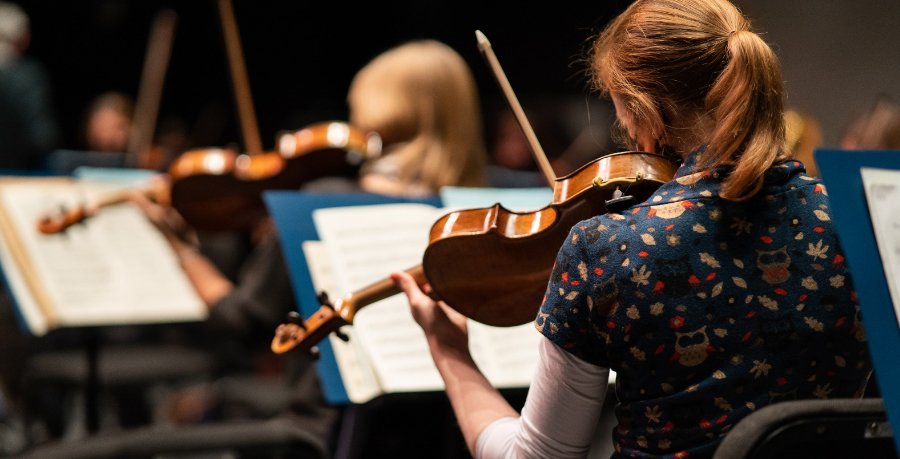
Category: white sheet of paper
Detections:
[
  {"x1": 0, "y1": 179, "x2": 206, "y2": 332},
  {"x1": 302, "y1": 240, "x2": 381, "y2": 403},
  {"x1": 313, "y1": 203, "x2": 544, "y2": 397},
  {"x1": 861, "y1": 167, "x2": 900, "y2": 332},
  {"x1": 314, "y1": 204, "x2": 446, "y2": 393}
]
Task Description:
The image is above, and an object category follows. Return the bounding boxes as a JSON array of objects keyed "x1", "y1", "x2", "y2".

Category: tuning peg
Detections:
[
  {"x1": 334, "y1": 329, "x2": 350, "y2": 342},
  {"x1": 309, "y1": 346, "x2": 321, "y2": 361},
  {"x1": 285, "y1": 311, "x2": 307, "y2": 331},
  {"x1": 316, "y1": 291, "x2": 332, "y2": 308}
]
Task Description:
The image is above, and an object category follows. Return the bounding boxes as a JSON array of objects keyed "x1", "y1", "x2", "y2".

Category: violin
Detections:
[
  {"x1": 168, "y1": 121, "x2": 381, "y2": 232},
  {"x1": 269, "y1": 30, "x2": 678, "y2": 355},
  {"x1": 35, "y1": 121, "x2": 381, "y2": 235},
  {"x1": 271, "y1": 151, "x2": 678, "y2": 354}
]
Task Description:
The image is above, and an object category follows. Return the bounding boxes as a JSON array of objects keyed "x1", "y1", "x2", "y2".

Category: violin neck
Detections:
[{"x1": 336, "y1": 265, "x2": 426, "y2": 323}]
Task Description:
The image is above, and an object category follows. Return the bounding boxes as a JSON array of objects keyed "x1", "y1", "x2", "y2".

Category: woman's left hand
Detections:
[{"x1": 391, "y1": 271, "x2": 469, "y2": 353}]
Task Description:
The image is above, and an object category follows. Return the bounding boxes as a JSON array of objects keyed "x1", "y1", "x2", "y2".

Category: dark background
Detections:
[
  {"x1": 15, "y1": 1, "x2": 900, "y2": 156},
  {"x1": 17, "y1": 0, "x2": 627, "y2": 155}
]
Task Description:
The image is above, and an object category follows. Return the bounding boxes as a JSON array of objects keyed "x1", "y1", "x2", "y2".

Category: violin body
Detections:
[
  {"x1": 169, "y1": 121, "x2": 381, "y2": 232},
  {"x1": 423, "y1": 151, "x2": 678, "y2": 326}
]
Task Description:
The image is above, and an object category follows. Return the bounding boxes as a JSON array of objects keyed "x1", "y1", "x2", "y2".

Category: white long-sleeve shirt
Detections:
[{"x1": 475, "y1": 338, "x2": 610, "y2": 459}]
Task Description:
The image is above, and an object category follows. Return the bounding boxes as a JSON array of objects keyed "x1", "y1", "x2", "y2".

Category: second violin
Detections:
[{"x1": 169, "y1": 121, "x2": 381, "y2": 232}]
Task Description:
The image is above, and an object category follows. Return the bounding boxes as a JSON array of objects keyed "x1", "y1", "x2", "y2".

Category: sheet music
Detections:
[
  {"x1": 468, "y1": 322, "x2": 541, "y2": 387},
  {"x1": 313, "y1": 203, "x2": 543, "y2": 397},
  {"x1": 0, "y1": 179, "x2": 206, "y2": 331},
  {"x1": 314, "y1": 204, "x2": 446, "y2": 393},
  {"x1": 861, "y1": 167, "x2": 900, "y2": 331},
  {"x1": 302, "y1": 241, "x2": 381, "y2": 403}
]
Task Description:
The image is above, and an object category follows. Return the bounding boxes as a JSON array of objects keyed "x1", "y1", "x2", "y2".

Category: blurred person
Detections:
[
  {"x1": 349, "y1": 39, "x2": 488, "y2": 196},
  {"x1": 840, "y1": 97, "x2": 900, "y2": 151},
  {"x1": 129, "y1": 39, "x2": 490, "y2": 455},
  {"x1": 0, "y1": 1, "x2": 59, "y2": 170},
  {"x1": 784, "y1": 108, "x2": 823, "y2": 176},
  {"x1": 82, "y1": 91, "x2": 134, "y2": 153}
]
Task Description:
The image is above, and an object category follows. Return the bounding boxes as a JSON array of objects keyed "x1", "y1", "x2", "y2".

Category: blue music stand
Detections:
[
  {"x1": 262, "y1": 191, "x2": 441, "y2": 404},
  {"x1": 816, "y1": 149, "x2": 900, "y2": 457}
]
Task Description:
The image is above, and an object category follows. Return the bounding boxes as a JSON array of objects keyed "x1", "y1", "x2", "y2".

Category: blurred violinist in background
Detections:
[
  {"x1": 840, "y1": 96, "x2": 900, "y2": 151},
  {"x1": 82, "y1": 91, "x2": 134, "y2": 153},
  {"x1": 129, "y1": 38, "x2": 489, "y2": 454},
  {"x1": 783, "y1": 108, "x2": 823, "y2": 177},
  {"x1": 350, "y1": 39, "x2": 488, "y2": 196}
]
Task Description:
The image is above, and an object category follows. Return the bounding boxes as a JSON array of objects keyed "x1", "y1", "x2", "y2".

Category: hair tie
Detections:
[{"x1": 728, "y1": 29, "x2": 752, "y2": 41}]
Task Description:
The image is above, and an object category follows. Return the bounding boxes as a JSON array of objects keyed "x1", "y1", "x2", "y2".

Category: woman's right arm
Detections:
[{"x1": 392, "y1": 271, "x2": 609, "y2": 459}]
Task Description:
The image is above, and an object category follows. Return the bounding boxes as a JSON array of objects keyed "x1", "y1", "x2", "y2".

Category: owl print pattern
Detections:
[{"x1": 535, "y1": 145, "x2": 872, "y2": 459}]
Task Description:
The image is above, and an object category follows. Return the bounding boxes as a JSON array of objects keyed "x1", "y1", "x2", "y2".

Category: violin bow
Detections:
[
  {"x1": 475, "y1": 30, "x2": 557, "y2": 185},
  {"x1": 217, "y1": 0, "x2": 264, "y2": 155},
  {"x1": 127, "y1": 9, "x2": 177, "y2": 169}
]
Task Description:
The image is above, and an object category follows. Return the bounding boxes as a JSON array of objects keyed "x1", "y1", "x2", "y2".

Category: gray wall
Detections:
[{"x1": 735, "y1": 0, "x2": 900, "y2": 146}]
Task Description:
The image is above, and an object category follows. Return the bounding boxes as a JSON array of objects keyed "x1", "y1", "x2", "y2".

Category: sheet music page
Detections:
[
  {"x1": 314, "y1": 203, "x2": 547, "y2": 394},
  {"x1": 861, "y1": 167, "x2": 900, "y2": 331},
  {"x1": 467, "y1": 322, "x2": 541, "y2": 387},
  {"x1": 0, "y1": 178, "x2": 206, "y2": 328},
  {"x1": 302, "y1": 241, "x2": 381, "y2": 403},
  {"x1": 314, "y1": 204, "x2": 449, "y2": 393}
]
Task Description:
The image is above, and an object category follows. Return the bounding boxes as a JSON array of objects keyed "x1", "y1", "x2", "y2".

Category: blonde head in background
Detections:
[
  {"x1": 784, "y1": 109, "x2": 823, "y2": 177},
  {"x1": 348, "y1": 40, "x2": 487, "y2": 195}
]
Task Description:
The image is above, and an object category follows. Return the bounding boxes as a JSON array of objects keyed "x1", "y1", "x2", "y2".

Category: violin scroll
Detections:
[
  {"x1": 271, "y1": 265, "x2": 428, "y2": 355},
  {"x1": 271, "y1": 297, "x2": 349, "y2": 356}
]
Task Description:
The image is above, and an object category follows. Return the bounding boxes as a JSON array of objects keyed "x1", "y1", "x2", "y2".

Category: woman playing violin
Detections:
[{"x1": 392, "y1": 1, "x2": 872, "y2": 458}]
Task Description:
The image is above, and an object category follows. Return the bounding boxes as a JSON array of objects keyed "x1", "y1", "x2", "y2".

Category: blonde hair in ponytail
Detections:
[{"x1": 589, "y1": 0, "x2": 787, "y2": 201}]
